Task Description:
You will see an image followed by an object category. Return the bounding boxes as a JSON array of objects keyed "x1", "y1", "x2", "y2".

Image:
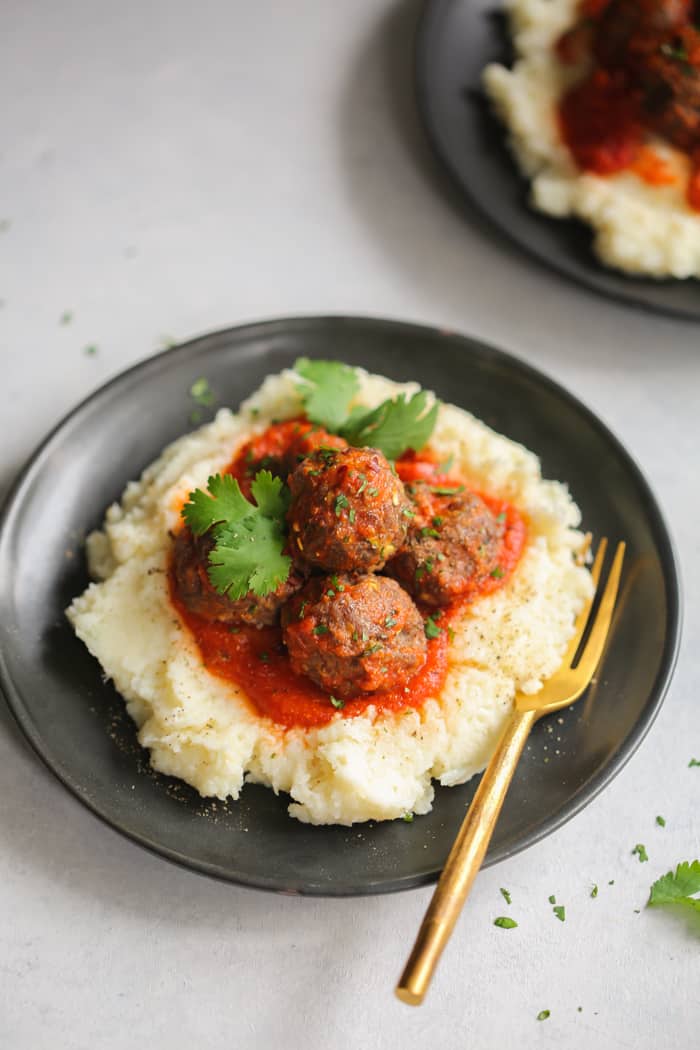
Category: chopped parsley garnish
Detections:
[
  {"x1": 632, "y1": 843, "x2": 649, "y2": 863},
  {"x1": 330, "y1": 574, "x2": 345, "y2": 592},
  {"x1": 340, "y1": 390, "x2": 440, "y2": 460},
  {"x1": 402, "y1": 812, "x2": 414, "y2": 823},
  {"x1": 367, "y1": 487, "x2": 379, "y2": 498},
  {"x1": 362, "y1": 642, "x2": 383, "y2": 656},
  {"x1": 334, "y1": 492, "x2": 350, "y2": 516},
  {"x1": 190, "y1": 376, "x2": 216, "y2": 407},
  {"x1": 553, "y1": 905, "x2": 566, "y2": 922},
  {"x1": 420, "y1": 526, "x2": 441, "y2": 539},
  {"x1": 496, "y1": 512, "x2": 506, "y2": 523},
  {"x1": 490, "y1": 566, "x2": 505, "y2": 579},
  {"x1": 330, "y1": 695, "x2": 345, "y2": 710},
  {"x1": 432, "y1": 516, "x2": 443, "y2": 527},
  {"x1": 656, "y1": 815, "x2": 666, "y2": 827},
  {"x1": 536, "y1": 1010, "x2": 550, "y2": 1022},
  {"x1": 660, "y1": 41, "x2": 689, "y2": 62},
  {"x1": 548, "y1": 894, "x2": 556, "y2": 905},
  {"x1": 181, "y1": 471, "x2": 291, "y2": 599},
  {"x1": 590, "y1": 884, "x2": 598, "y2": 898},
  {"x1": 500, "y1": 887, "x2": 512, "y2": 905},
  {"x1": 415, "y1": 558, "x2": 434, "y2": 581},
  {"x1": 402, "y1": 506, "x2": 416, "y2": 518},
  {"x1": 424, "y1": 616, "x2": 442, "y2": 640},
  {"x1": 294, "y1": 357, "x2": 360, "y2": 430},
  {"x1": 313, "y1": 624, "x2": 330, "y2": 636},
  {"x1": 648, "y1": 860, "x2": 700, "y2": 915},
  {"x1": 298, "y1": 600, "x2": 308, "y2": 620},
  {"x1": 430, "y1": 485, "x2": 465, "y2": 496},
  {"x1": 348, "y1": 507, "x2": 356, "y2": 524},
  {"x1": 493, "y1": 916, "x2": 518, "y2": 929},
  {"x1": 385, "y1": 615, "x2": 398, "y2": 629},
  {"x1": 689, "y1": 758, "x2": 700, "y2": 767},
  {"x1": 355, "y1": 473, "x2": 368, "y2": 495}
]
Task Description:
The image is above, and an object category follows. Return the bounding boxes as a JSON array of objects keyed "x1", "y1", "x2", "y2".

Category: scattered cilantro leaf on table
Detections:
[
  {"x1": 294, "y1": 357, "x2": 359, "y2": 430},
  {"x1": 500, "y1": 887, "x2": 512, "y2": 905},
  {"x1": 182, "y1": 471, "x2": 291, "y2": 599},
  {"x1": 648, "y1": 860, "x2": 700, "y2": 914},
  {"x1": 656, "y1": 815, "x2": 666, "y2": 827},
  {"x1": 590, "y1": 884, "x2": 598, "y2": 898},
  {"x1": 689, "y1": 758, "x2": 700, "y2": 768},
  {"x1": 632, "y1": 843, "x2": 649, "y2": 863},
  {"x1": 341, "y1": 390, "x2": 440, "y2": 460},
  {"x1": 536, "y1": 1010, "x2": 550, "y2": 1022},
  {"x1": 553, "y1": 905, "x2": 566, "y2": 922},
  {"x1": 493, "y1": 916, "x2": 518, "y2": 929}
]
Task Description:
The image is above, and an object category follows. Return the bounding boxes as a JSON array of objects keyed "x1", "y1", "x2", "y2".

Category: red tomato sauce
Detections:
[{"x1": 168, "y1": 430, "x2": 527, "y2": 730}]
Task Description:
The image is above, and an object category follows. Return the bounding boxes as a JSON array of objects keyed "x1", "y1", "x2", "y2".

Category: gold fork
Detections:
[{"x1": 396, "y1": 538, "x2": 625, "y2": 1006}]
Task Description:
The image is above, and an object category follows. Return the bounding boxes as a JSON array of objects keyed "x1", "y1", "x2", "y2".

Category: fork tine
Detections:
[
  {"x1": 563, "y1": 538, "x2": 608, "y2": 665},
  {"x1": 575, "y1": 542, "x2": 626, "y2": 680}
]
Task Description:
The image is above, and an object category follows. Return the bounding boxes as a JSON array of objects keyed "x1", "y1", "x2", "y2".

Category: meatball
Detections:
[
  {"x1": 236, "y1": 420, "x2": 347, "y2": 492},
  {"x1": 385, "y1": 482, "x2": 504, "y2": 607},
  {"x1": 281, "y1": 574, "x2": 427, "y2": 697},
  {"x1": 593, "y1": 0, "x2": 691, "y2": 71},
  {"x1": 172, "y1": 528, "x2": 302, "y2": 627},
  {"x1": 286, "y1": 446, "x2": 411, "y2": 574},
  {"x1": 637, "y1": 36, "x2": 700, "y2": 150}
]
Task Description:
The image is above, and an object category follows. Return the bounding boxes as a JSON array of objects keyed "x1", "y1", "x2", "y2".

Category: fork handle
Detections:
[{"x1": 396, "y1": 706, "x2": 537, "y2": 1006}]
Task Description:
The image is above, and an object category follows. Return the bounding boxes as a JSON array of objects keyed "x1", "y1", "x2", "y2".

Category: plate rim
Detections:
[
  {"x1": 0, "y1": 313, "x2": 684, "y2": 895},
  {"x1": 414, "y1": 0, "x2": 700, "y2": 321}
]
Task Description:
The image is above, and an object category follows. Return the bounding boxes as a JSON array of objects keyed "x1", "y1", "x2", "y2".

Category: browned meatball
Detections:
[
  {"x1": 172, "y1": 528, "x2": 302, "y2": 627},
  {"x1": 281, "y1": 574, "x2": 427, "y2": 697},
  {"x1": 286, "y1": 446, "x2": 411, "y2": 574},
  {"x1": 637, "y1": 39, "x2": 700, "y2": 150},
  {"x1": 385, "y1": 482, "x2": 504, "y2": 608},
  {"x1": 593, "y1": 0, "x2": 691, "y2": 71}
]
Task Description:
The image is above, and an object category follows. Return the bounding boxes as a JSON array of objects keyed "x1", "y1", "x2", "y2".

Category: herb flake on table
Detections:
[
  {"x1": 493, "y1": 916, "x2": 518, "y2": 929},
  {"x1": 59, "y1": 310, "x2": 73, "y2": 325},
  {"x1": 83, "y1": 344, "x2": 98, "y2": 356},
  {"x1": 590, "y1": 884, "x2": 598, "y2": 898},
  {"x1": 689, "y1": 758, "x2": 700, "y2": 767},
  {"x1": 500, "y1": 887, "x2": 512, "y2": 905},
  {"x1": 632, "y1": 843, "x2": 649, "y2": 863},
  {"x1": 656, "y1": 815, "x2": 666, "y2": 827},
  {"x1": 536, "y1": 1010, "x2": 550, "y2": 1022},
  {"x1": 553, "y1": 905, "x2": 566, "y2": 922}
]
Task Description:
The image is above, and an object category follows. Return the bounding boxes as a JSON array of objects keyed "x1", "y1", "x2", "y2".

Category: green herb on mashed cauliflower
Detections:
[
  {"x1": 182, "y1": 470, "x2": 291, "y2": 599},
  {"x1": 293, "y1": 358, "x2": 440, "y2": 459}
]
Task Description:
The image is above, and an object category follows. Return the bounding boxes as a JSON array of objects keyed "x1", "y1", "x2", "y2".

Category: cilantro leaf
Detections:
[
  {"x1": 182, "y1": 472, "x2": 253, "y2": 535},
  {"x1": 294, "y1": 357, "x2": 359, "y2": 430},
  {"x1": 341, "y1": 390, "x2": 439, "y2": 460},
  {"x1": 648, "y1": 860, "x2": 700, "y2": 913},
  {"x1": 181, "y1": 471, "x2": 291, "y2": 599},
  {"x1": 536, "y1": 1010, "x2": 550, "y2": 1022},
  {"x1": 493, "y1": 916, "x2": 518, "y2": 929},
  {"x1": 500, "y1": 887, "x2": 512, "y2": 905}
]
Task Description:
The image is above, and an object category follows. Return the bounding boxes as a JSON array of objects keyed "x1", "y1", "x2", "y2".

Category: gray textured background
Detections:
[{"x1": 1, "y1": 2, "x2": 698, "y2": 1047}]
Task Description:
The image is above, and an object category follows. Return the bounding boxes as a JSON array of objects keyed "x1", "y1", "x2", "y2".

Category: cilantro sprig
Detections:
[
  {"x1": 294, "y1": 357, "x2": 360, "y2": 430},
  {"x1": 648, "y1": 860, "x2": 700, "y2": 915},
  {"x1": 181, "y1": 471, "x2": 291, "y2": 599},
  {"x1": 292, "y1": 358, "x2": 440, "y2": 459}
]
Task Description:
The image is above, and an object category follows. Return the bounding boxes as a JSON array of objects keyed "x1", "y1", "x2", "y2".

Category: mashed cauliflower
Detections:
[
  {"x1": 67, "y1": 367, "x2": 592, "y2": 825},
  {"x1": 483, "y1": 0, "x2": 700, "y2": 278}
]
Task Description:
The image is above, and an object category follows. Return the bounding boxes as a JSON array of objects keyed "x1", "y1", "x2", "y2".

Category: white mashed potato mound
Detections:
[
  {"x1": 482, "y1": 0, "x2": 700, "y2": 278},
  {"x1": 67, "y1": 367, "x2": 592, "y2": 825}
]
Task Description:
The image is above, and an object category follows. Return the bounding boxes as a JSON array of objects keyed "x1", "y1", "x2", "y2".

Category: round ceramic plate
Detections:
[
  {"x1": 416, "y1": 0, "x2": 700, "y2": 320},
  {"x1": 0, "y1": 317, "x2": 681, "y2": 895}
]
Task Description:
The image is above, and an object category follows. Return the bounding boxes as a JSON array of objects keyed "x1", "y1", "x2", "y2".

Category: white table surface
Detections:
[{"x1": 2, "y1": 2, "x2": 699, "y2": 1047}]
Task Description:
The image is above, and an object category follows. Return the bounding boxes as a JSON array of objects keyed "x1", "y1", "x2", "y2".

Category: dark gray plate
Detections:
[
  {"x1": 416, "y1": 0, "x2": 700, "y2": 320},
  {"x1": 0, "y1": 316, "x2": 681, "y2": 895}
]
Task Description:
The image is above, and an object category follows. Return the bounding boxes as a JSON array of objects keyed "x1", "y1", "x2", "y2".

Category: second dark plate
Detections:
[{"x1": 416, "y1": 0, "x2": 700, "y2": 320}]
